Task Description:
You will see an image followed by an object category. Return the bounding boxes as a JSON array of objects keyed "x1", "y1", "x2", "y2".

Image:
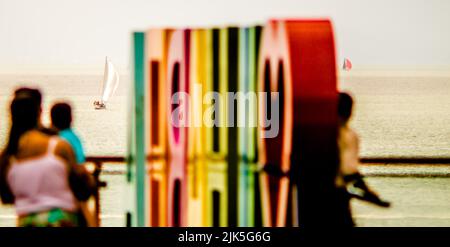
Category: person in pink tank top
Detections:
[{"x1": 0, "y1": 88, "x2": 96, "y2": 227}]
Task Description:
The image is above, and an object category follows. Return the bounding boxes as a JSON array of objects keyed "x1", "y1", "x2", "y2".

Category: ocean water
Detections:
[
  {"x1": 339, "y1": 75, "x2": 450, "y2": 158},
  {"x1": 0, "y1": 74, "x2": 449, "y2": 227},
  {"x1": 0, "y1": 75, "x2": 128, "y2": 156},
  {"x1": 1, "y1": 74, "x2": 449, "y2": 157}
]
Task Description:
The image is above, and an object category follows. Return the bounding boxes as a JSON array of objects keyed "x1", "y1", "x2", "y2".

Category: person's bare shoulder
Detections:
[
  {"x1": 17, "y1": 131, "x2": 50, "y2": 158},
  {"x1": 347, "y1": 128, "x2": 360, "y2": 145},
  {"x1": 54, "y1": 138, "x2": 76, "y2": 163}
]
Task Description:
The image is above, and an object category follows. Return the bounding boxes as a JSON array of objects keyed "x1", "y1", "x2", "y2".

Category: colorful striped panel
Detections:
[
  {"x1": 258, "y1": 20, "x2": 293, "y2": 227},
  {"x1": 145, "y1": 28, "x2": 170, "y2": 226},
  {"x1": 187, "y1": 29, "x2": 208, "y2": 226},
  {"x1": 147, "y1": 160, "x2": 167, "y2": 226},
  {"x1": 130, "y1": 32, "x2": 146, "y2": 227},
  {"x1": 166, "y1": 29, "x2": 191, "y2": 227},
  {"x1": 204, "y1": 28, "x2": 228, "y2": 160},
  {"x1": 225, "y1": 27, "x2": 240, "y2": 227},
  {"x1": 237, "y1": 26, "x2": 262, "y2": 226},
  {"x1": 205, "y1": 160, "x2": 228, "y2": 227}
]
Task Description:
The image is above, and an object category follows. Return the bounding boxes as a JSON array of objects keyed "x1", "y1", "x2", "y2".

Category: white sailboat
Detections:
[{"x1": 94, "y1": 57, "x2": 120, "y2": 110}]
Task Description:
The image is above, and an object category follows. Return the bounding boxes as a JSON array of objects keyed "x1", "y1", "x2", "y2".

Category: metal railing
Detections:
[
  {"x1": 85, "y1": 156, "x2": 450, "y2": 166},
  {"x1": 85, "y1": 155, "x2": 450, "y2": 225},
  {"x1": 85, "y1": 156, "x2": 125, "y2": 226},
  {"x1": 360, "y1": 157, "x2": 450, "y2": 164}
]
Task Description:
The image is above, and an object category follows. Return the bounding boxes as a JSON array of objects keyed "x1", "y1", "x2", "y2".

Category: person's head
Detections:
[
  {"x1": 14, "y1": 87, "x2": 42, "y2": 114},
  {"x1": 14, "y1": 87, "x2": 42, "y2": 112},
  {"x1": 338, "y1": 92, "x2": 354, "y2": 125},
  {"x1": 51, "y1": 102, "x2": 73, "y2": 131}
]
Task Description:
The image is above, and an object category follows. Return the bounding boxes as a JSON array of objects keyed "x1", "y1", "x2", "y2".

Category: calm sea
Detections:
[
  {"x1": 0, "y1": 74, "x2": 449, "y2": 226},
  {"x1": 1, "y1": 74, "x2": 449, "y2": 157}
]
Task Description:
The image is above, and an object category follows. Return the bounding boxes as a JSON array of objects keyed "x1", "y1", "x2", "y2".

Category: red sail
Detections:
[{"x1": 343, "y1": 58, "x2": 352, "y2": 70}]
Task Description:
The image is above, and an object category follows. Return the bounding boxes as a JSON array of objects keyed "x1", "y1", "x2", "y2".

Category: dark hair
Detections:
[
  {"x1": 51, "y1": 103, "x2": 72, "y2": 130},
  {"x1": 0, "y1": 89, "x2": 42, "y2": 204},
  {"x1": 338, "y1": 92, "x2": 353, "y2": 122},
  {"x1": 14, "y1": 87, "x2": 42, "y2": 107}
]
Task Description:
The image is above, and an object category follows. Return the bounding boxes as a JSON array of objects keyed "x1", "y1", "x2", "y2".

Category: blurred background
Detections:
[{"x1": 0, "y1": 0, "x2": 449, "y2": 226}]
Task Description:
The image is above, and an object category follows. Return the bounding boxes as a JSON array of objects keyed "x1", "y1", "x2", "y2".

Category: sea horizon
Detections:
[
  {"x1": 1, "y1": 71, "x2": 449, "y2": 158},
  {"x1": 1, "y1": 65, "x2": 450, "y2": 77}
]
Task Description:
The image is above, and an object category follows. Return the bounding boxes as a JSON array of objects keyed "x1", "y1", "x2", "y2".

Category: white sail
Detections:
[{"x1": 101, "y1": 57, "x2": 120, "y2": 103}]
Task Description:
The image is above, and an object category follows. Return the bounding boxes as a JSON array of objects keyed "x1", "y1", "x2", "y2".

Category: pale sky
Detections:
[{"x1": 0, "y1": 0, "x2": 449, "y2": 72}]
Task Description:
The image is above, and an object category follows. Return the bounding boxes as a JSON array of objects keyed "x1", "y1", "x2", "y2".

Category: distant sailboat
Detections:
[
  {"x1": 94, "y1": 57, "x2": 120, "y2": 110},
  {"x1": 342, "y1": 58, "x2": 352, "y2": 71}
]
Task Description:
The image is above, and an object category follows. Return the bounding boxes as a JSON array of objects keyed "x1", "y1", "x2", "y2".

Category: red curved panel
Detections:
[
  {"x1": 258, "y1": 20, "x2": 338, "y2": 226},
  {"x1": 287, "y1": 20, "x2": 339, "y2": 226}
]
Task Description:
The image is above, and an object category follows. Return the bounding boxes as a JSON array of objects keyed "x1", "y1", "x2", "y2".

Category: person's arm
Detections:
[
  {"x1": 341, "y1": 130, "x2": 391, "y2": 207},
  {"x1": 55, "y1": 140, "x2": 98, "y2": 226},
  {"x1": 340, "y1": 129, "x2": 360, "y2": 175},
  {"x1": 352, "y1": 130, "x2": 361, "y2": 168},
  {"x1": 75, "y1": 134, "x2": 86, "y2": 164},
  {"x1": 55, "y1": 140, "x2": 95, "y2": 200},
  {"x1": 0, "y1": 155, "x2": 15, "y2": 204}
]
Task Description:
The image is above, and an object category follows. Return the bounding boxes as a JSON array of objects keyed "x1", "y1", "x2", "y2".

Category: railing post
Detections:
[{"x1": 93, "y1": 161, "x2": 102, "y2": 226}]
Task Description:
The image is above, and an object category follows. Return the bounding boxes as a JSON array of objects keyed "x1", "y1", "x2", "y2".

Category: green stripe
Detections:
[{"x1": 133, "y1": 32, "x2": 146, "y2": 227}]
